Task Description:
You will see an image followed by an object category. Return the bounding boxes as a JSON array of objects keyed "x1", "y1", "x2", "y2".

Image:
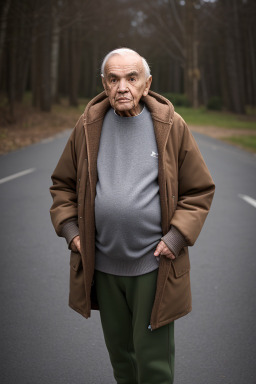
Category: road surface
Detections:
[{"x1": 0, "y1": 130, "x2": 255, "y2": 384}]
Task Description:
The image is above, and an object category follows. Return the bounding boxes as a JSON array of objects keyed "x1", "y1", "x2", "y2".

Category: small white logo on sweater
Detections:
[{"x1": 151, "y1": 151, "x2": 158, "y2": 159}]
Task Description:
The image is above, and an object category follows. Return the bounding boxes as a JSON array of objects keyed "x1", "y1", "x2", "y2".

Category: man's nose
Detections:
[{"x1": 118, "y1": 78, "x2": 128, "y2": 92}]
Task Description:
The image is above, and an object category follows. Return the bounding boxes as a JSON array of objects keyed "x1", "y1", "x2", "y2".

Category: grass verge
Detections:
[
  {"x1": 223, "y1": 136, "x2": 256, "y2": 153},
  {"x1": 175, "y1": 107, "x2": 256, "y2": 130}
]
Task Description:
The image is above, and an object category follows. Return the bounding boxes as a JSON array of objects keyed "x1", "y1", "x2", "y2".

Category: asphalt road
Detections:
[{"x1": 0, "y1": 129, "x2": 255, "y2": 384}]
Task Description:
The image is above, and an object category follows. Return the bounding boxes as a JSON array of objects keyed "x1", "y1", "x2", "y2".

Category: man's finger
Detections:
[
  {"x1": 165, "y1": 253, "x2": 175, "y2": 260},
  {"x1": 71, "y1": 243, "x2": 77, "y2": 252},
  {"x1": 71, "y1": 236, "x2": 81, "y2": 253},
  {"x1": 154, "y1": 241, "x2": 165, "y2": 256},
  {"x1": 160, "y1": 247, "x2": 169, "y2": 255},
  {"x1": 75, "y1": 237, "x2": 81, "y2": 252}
]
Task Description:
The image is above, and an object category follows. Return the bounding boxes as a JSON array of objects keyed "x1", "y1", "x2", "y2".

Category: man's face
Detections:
[{"x1": 102, "y1": 53, "x2": 152, "y2": 117}]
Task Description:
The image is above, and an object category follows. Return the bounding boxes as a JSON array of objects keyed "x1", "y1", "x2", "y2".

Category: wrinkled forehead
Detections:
[{"x1": 104, "y1": 53, "x2": 145, "y2": 77}]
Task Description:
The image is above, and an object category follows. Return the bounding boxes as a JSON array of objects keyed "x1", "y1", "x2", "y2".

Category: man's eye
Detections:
[
  {"x1": 110, "y1": 78, "x2": 117, "y2": 83},
  {"x1": 130, "y1": 77, "x2": 136, "y2": 82}
]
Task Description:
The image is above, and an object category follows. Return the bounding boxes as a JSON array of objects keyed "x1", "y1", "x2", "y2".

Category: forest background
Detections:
[{"x1": 0, "y1": 0, "x2": 256, "y2": 153}]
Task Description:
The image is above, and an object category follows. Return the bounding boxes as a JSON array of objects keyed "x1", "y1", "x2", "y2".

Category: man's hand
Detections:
[
  {"x1": 154, "y1": 240, "x2": 175, "y2": 260},
  {"x1": 70, "y1": 235, "x2": 81, "y2": 253}
]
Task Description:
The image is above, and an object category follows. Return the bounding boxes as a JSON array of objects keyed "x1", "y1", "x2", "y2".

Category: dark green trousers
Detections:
[{"x1": 95, "y1": 269, "x2": 175, "y2": 384}]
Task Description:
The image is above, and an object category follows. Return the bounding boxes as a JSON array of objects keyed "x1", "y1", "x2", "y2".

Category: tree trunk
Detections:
[
  {"x1": 7, "y1": 24, "x2": 16, "y2": 118},
  {"x1": 90, "y1": 40, "x2": 99, "y2": 97},
  {"x1": 15, "y1": 5, "x2": 32, "y2": 102},
  {"x1": 59, "y1": 27, "x2": 69, "y2": 97},
  {"x1": 223, "y1": 0, "x2": 245, "y2": 114},
  {"x1": 184, "y1": 1, "x2": 199, "y2": 108},
  {"x1": 173, "y1": 61, "x2": 182, "y2": 94},
  {"x1": 31, "y1": 39, "x2": 41, "y2": 108},
  {"x1": 200, "y1": 67, "x2": 208, "y2": 106},
  {"x1": 219, "y1": 44, "x2": 230, "y2": 110},
  {"x1": 0, "y1": 0, "x2": 11, "y2": 75},
  {"x1": 51, "y1": 4, "x2": 60, "y2": 103},
  {"x1": 233, "y1": 0, "x2": 246, "y2": 111},
  {"x1": 152, "y1": 60, "x2": 160, "y2": 92},
  {"x1": 69, "y1": 25, "x2": 80, "y2": 106},
  {"x1": 192, "y1": 20, "x2": 199, "y2": 108},
  {"x1": 224, "y1": 32, "x2": 242, "y2": 113},
  {"x1": 39, "y1": 1, "x2": 52, "y2": 111},
  {"x1": 248, "y1": 27, "x2": 256, "y2": 106},
  {"x1": 31, "y1": 8, "x2": 41, "y2": 109}
]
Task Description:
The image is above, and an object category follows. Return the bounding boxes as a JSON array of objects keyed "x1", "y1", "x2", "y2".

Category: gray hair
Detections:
[{"x1": 101, "y1": 48, "x2": 151, "y2": 79}]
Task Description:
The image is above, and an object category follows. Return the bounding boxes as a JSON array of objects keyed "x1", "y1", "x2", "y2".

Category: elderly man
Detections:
[{"x1": 50, "y1": 48, "x2": 215, "y2": 384}]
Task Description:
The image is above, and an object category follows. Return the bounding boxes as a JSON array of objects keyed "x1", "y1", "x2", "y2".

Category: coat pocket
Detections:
[
  {"x1": 171, "y1": 247, "x2": 190, "y2": 277},
  {"x1": 70, "y1": 250, "x2": 82, "y2": 271},
  {"x1": 156, "y1": 248, "x2": 191, "y2": 327},
  {"x1": 69, "y1": 251, "x2": 86, "y2": 312}
]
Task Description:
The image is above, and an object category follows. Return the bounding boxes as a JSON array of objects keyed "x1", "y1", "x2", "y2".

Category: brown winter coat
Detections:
[{"x1": 50, "y1": 90, "x2": 215, "y2": 330}]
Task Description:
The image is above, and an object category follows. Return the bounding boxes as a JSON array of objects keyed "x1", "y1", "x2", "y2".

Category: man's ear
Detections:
[
  {"x1": 101, "y1": 75, "x2": 108, "y2": 96},
  {"x1": 143, "y1": 76, "x2": 152, "y2": 97}
]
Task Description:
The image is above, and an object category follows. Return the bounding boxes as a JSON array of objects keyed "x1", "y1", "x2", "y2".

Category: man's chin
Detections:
[
  {"x1": 114, "y1": 107, "x2": 133, "y2": 117},
  {"x1": 115, "y1": 101, "x2": 133, "y2": 110}
]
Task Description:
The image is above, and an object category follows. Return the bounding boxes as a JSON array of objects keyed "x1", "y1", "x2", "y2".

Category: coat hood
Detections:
[{"x1": 83, "y1": 90, "x2": 175, "y2": 125}]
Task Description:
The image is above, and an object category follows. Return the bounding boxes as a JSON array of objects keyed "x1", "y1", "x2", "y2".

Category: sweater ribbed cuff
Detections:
[
  {"x1": 60, "y1": 220, "x2": 79, "y2": 249},
  {"x1": 161, "y1": 226, "x2": 187, "y2": 257}
]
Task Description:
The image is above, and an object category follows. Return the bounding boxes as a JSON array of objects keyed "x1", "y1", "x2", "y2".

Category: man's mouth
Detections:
[{"x1": 116, "y1": 97, "x2": 131, "y2": 102}]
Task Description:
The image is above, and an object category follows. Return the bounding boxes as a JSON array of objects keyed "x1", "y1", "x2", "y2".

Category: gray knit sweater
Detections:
[{"x1": 94, "y1": 106, "x2": 161, "y2": 276}]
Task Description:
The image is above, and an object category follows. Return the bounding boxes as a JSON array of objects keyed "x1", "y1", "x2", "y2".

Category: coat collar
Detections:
[{"x1": 83, "y1": 90, "x2": 174, "y2": 125}]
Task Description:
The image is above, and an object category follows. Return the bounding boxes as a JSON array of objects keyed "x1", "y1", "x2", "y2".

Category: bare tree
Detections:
[
  {"x1": 184, "y1": 0, "x2": 200, "y2": 108},
  {"x1": 51, "y1": 0, "x2": 61, "y2": 102},
  {"x1": 1, "y1": 0, "x2": 255, "y2": 116},
  {"x1": 0, "y1": 0, "x2": 11, "y2": 76}
]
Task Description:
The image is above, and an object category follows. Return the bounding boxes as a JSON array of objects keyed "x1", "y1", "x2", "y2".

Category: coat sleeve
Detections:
[
  {"x1": 170, "y1": 122, "x2": 215, "y2": 246},
  {"x1": 49, "y1": 126, "x2": 78, "y2": 238}
]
